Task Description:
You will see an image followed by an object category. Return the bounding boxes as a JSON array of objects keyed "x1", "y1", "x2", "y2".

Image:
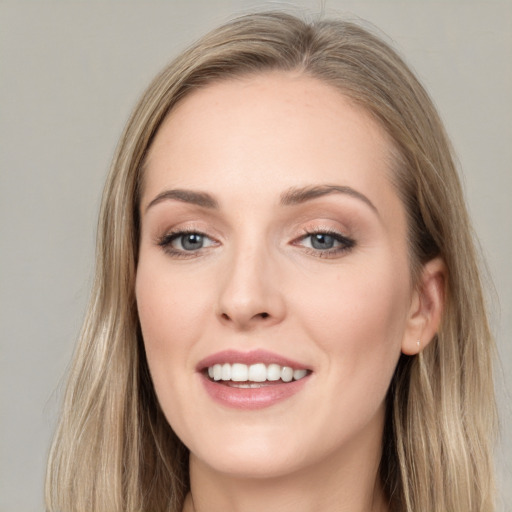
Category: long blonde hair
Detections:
[{"x1": 46, "y1": 11, "x2": 497, "y2": 512}]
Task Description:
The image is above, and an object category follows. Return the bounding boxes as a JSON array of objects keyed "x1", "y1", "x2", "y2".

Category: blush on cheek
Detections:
[{"x1": 294, "y1": 265, "x2": 406, "y2": 381}]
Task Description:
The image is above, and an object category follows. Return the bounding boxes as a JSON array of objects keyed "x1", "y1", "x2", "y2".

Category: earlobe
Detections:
[{"x1": 401, "y1": 257, "x2": 446, "y2": 355}]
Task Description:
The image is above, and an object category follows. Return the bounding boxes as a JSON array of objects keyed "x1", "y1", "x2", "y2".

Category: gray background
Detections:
[{"x1": 1, "y1": 1, "x2": 510, "y2": 510}]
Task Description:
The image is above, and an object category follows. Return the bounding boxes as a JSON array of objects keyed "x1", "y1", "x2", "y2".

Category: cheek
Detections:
[
  {"x1": 293, "y1": 257, "x2": 409, "y2": 389},
  {"x1": 135, "y1": 259, "x2": 210, "y2": 389},
  {"x1": 137, "y1": 255, "x2": 210, "y2": 332}
]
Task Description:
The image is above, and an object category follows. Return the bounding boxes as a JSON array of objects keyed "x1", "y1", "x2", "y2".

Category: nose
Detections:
[{"x1": 216, "y1": 243, "x2": 286, "y2": 331}]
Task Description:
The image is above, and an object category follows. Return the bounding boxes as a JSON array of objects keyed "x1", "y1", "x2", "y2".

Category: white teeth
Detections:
[
  {"x1": 267, "y1": 363, "x2": 281, "y2": 381},
  {"x1": 221, "y1": 363, "x2": 231, "y2": 380},
  {"x1": 281, "y1": 366, "x2": 293, "y2": 382},
  {"x1": 293, "y1": 369, "x2": 307, "y2": 380},
  {"x1": 206, "y1": 362, "x2": 309, "y2": 383},
  {"x1": 231, "y1": 363, "x2": 248, "y2": 382},
  {"x1": 248, "y1": 363, "x2": 267, "y2": 382}
]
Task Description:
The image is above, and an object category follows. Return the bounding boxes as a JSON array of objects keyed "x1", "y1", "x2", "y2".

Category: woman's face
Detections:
[{"x1": 136, "y1": 72, "x2": 418, "y2": 479}]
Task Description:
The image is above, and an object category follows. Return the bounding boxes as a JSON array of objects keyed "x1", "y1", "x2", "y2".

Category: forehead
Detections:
[{"x1": 143, "y1": 72, "x2": 400, "y2": 214}]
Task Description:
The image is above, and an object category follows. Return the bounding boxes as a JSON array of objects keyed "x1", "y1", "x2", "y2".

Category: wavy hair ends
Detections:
[{"x1": 45, "y1": 11, "x2": 497, "y2": 512}]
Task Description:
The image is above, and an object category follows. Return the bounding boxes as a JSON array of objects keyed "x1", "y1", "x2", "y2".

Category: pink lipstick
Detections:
[{"x1": 197, "y1": 349, "x2": 312, "y2": 410}]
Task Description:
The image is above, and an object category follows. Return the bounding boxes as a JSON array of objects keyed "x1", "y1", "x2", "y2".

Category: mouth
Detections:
[
  {"x1": 205, "y1": 363, "x2": 310, "y2": 387},
  {"x1": 197, "y1": 350, "x2": 312, "y2": 409}
]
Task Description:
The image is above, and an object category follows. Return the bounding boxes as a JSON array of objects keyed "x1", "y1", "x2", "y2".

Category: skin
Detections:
[{"x1": 136, "y1": 72, "x2": 445, "y2": 512}]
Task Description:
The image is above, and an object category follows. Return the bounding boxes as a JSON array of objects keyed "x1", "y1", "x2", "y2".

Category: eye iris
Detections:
[
  {"x1": 181, "y1": 233, "x2": 203, "y2": 250},
  {"x1": 311, "y1": 233, "x2": 335, "y2": 250}
]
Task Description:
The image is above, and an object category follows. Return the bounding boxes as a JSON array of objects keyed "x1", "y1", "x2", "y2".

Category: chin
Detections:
[
  {"x1": 183, "y1": 415, "x2": 348, "y2": 482},
  {"x1": 192, "y1": 441, "x2": 309, "y2": 480}
]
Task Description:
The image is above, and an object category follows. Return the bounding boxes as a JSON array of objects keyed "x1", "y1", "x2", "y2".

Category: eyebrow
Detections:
[
  {"x1": 145, "y1": 189, "x2": 219, "y2": 212},
  {"x1": 279, "y1": 185, "x2": 378, "y2": 214},
  {"x1": 145, "y1": 184, "x2": 378, "y2": 215}
]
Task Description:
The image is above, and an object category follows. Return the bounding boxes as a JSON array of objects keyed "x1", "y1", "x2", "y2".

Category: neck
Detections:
[{"x1": 183, "y1": 425, "x2": 389, "y2": 512}]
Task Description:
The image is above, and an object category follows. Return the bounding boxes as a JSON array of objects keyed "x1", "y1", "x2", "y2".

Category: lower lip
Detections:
[{"x1": 200, "y1": 373, "x2": 310, "y2": 410}]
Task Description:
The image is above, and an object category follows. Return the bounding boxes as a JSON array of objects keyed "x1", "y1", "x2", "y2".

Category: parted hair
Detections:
[{"x1": 46, "y1": 11, "x2": 497, "y2": 512}]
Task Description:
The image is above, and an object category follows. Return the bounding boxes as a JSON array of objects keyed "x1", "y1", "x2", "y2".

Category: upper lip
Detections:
[{"x1": 196, "y1": 349, "x2": 310, "y2": 372}]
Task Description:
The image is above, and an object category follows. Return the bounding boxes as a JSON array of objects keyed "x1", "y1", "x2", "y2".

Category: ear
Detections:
[{"x1": 401, "y1": 257, "x2": 446, "y2": 355}]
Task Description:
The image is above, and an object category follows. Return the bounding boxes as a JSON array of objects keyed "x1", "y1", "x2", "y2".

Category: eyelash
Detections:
[
  {"x1": 156, "y1": 228, "x2": 356, "y2": 259},
  {"x1": 294, "y1": 228, "x2": 356, "y2": 258},
  {"x1": 157, "y1": 228, "x2": 216, "y2": 259}
]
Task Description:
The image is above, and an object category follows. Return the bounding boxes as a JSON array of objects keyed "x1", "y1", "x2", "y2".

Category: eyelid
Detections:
[
  {"x1": 154, "y1": 221, "x2": 355, "y2": 260},
  {"x1": 156, "y1": 227, "x2": 220, "y2": 259},
  {"x1": 291, "y1": 227, "x2": 356, "y2": 257},
  {"x1": 153, "y1": 217, "x2": 220, "y2": 243}
]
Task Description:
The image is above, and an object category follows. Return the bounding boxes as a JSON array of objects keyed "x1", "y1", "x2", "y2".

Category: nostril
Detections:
[{"x1": 219, "y1": 310, "x2": 272, "y2": 324}]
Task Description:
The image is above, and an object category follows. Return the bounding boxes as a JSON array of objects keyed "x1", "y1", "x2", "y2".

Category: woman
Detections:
[{"x1": 45, "y1": 11, "x2": 497, "y2": 512}]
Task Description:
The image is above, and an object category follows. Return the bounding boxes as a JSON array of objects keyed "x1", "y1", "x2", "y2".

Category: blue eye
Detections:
[
  {"x1": 158, "y1": 230, "x2": 217, "y2": 256},
  {"x1": 178, "y1": 233, "x2": 205, "y2": 251},
  {"x1": 309, "y1": 233, "x2": 337, "y2": 250},
  {"x1": 297, "y1": 230, "x2": 355, "y2": 256}
]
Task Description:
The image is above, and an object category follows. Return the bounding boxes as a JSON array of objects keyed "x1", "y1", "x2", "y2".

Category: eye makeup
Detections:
[
  {"x1": 292, "y1": 227, "x2": 356, "y2": 258},
  {"x1": 157, "y1": 228, "x2": 219, "y2": 259}
]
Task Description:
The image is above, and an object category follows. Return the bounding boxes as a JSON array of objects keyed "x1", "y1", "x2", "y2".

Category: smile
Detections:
[
  {"x1": 198, "y1": 350, "x2": 312, "y2": 409},
  {"x1": 207, "y1": 363, "x2": 309, "y2": 383}
]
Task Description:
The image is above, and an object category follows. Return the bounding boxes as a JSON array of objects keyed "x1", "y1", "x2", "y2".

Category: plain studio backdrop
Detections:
[{"x1": 0, "y1": 1, "x2": 510, "y2": 510}]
